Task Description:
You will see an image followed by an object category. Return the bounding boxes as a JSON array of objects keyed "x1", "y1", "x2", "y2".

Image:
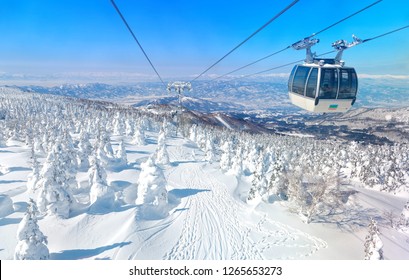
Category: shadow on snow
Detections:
[
  {"x1": 0, "y1": 217, "x2": 21, "y2": 226},
  {"x1": 169, "y1": 188, "x2": 210, "y2": 199},
  {"x1": 50, "y1": 241, "x2": 132, "y2": 260}
]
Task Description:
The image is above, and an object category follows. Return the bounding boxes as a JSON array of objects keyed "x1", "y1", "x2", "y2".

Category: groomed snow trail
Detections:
[
  {"x1": 165, "y1": 165, "x2": 263, "y2": 260},
  {"x1": 161, "y1": 141, "x2": 327, "y2": 260}
]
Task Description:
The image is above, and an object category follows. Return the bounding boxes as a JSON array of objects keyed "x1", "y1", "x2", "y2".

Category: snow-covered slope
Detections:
[
  {"x1": 132, "y1": 96, "x2": 245, "y2": 113},
  {"x1": 13, "y1": 77, "x2": 409, "y2": 111},
  {"x1": 0, "y1": 87, "x2": 408, "y2": 260}
]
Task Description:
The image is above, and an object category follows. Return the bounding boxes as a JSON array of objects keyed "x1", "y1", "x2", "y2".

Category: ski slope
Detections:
[{"x1": 1, "y1": 131, "x2": 408, "y2": 260}]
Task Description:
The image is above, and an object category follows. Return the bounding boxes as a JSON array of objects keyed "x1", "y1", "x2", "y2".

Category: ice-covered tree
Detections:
[
  {"x1": 27, "y1": 152, "x2": 41, "y2": 192},
  {"x1": 204, "y1": 136, "x2": 215, "y2": 163},
  {"x1": 115, "y1": 139, "x2": 128, "y2": 166},
  {"x1": 132, "y1": 127, "x2": 146, "y2": 146},
  {"x1": 99, "y1": 127, "x2": 114, "y2": 158},
  {"x1": 364, "y1": 218, "x2": 384, "y2": 260},
  {"x1": 36, "y1": 150, "x2": 72, "y2": 219},
  {"x1": 33, "y1": 136, "x2": 44, "y2": 154},
  {"x1": 61, "y1": 130, "x2": 78, "y2": 172},
  {"x1": 247, "y1": 150, "x2": 268, "y2": 204},
  {"x1": 247, "y1": 173, "x2": 264, "y2": 205},
  {"x1": 243, "y1": 141, "x2": 259, "y2": 175},
  {"x1": 77, "y1": 130, "x2": 92, "y2": 170},
  {"x1": 287, "y1": 168, "x2": 342, "y2": 224},
  {"x1": 161, "y1": 118, "x2": 169, "y2": 137},
  {"x1": 54, "y1": 139, "x2": 79, "y2": 191},
  {"x1": 136, "y1": 157, "x2": 168, "y2": 217},
  {"x1": 267, "y1": 156, "x2": 287, "y2": 199},
  {"x1": 155, "y1": 127, "x2": 170, "y2": 165},
  {"x1": 0, "y1": 128, "x2": 5, "y2": 147},
  {"x1": 125, "y1": 119, "x2": 135, "y2": 136},
  {"x1": 219, "y1": 139, "x2": 233, "y2": 172},
  {"x1": 229, "y1": 145, "x2": 243, "y2": 177},
  {"x1": 189, "y1": 124, "x2": 198, "y2": 143},
  {"x1": 88, "y1": 156, "x2": 115, "y2": 209},
  {"x1": 398, "y1": 201, "x2": 409, "y2": 230},
  {"x1": 14, "y1": 199, "x2": 49, "y2": 260},
  {"x1": 113, "y1": 112, "x2": 125, "y2": 136}
]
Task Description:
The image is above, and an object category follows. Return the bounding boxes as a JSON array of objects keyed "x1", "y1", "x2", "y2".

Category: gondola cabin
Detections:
[{"x1": 288, "y1": 59, "x2": 358, "y2": 113}]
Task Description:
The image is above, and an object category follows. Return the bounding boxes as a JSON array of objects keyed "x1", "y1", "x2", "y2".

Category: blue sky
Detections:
[{"x1": 0, "y1": 0, "x2": 408, "y2": 84}]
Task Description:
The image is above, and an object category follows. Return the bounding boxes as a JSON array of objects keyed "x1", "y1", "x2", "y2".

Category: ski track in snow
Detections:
[
  {"x1": 162, "y1": 143, "x2": 327, "y2": 260},
  {"x1": 0, "y1": 136, "x2": 327, "y2": 260}
]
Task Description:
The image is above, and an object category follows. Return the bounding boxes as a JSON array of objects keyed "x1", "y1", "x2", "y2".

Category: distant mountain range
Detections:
[
  {"x1": 14, "y1": 78, "x2": 409, "y2": 110},
  {"x1": 11, "y1": 78, "x2": 409, "y2": 144}
]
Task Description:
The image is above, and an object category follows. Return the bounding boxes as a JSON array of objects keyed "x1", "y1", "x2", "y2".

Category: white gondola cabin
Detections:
[
  {"x1": 288, "y1": 36, "x2": 361, "y2": 113},
  {"x1": 288, "y1": 60, "x2": 358, "y2": 113}
]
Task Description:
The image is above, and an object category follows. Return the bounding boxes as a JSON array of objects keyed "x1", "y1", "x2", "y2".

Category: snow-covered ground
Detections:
[
  {"x1": 1, "y1": 88, "x2": 408, "y2": 260},
  {"x1": 1, "y1": 130, "x2": 408, "y2": 260}
]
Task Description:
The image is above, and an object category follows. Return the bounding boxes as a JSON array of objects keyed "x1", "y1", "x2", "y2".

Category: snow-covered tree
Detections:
[
  {"x1": 77, "y1": 130, "x2": 92, "y2": 170},
  {"x1": 14, "y1": 199, "x2": 49, "y2": 260},
  {"x1": 132, "y1": 127, "x2": 146, "y2": 146},
  {"x1": 100, "y1": 128, "x2": 114, "y2": 158},
  {"x1": 36, "y1": 149, "x2": 72, "y2": 219},
  {"x1": 382, "y1": 209, "x2": 398, "y2": 228},
  {"x1": 189, "y1": 124, "x2": 198, "y2": 143},
  {"x1": 125, "y1": 119, "x2": 135, "y2": 136},
  {"x1": 136, "y1": 157, "x2": 168, "y2": 217},
  {"x1": 95, "y1": 139, "x2": 111, "y2": 167},
  {"x1": 0, "y1": 128, "x2": 5, "y2": 147},
  {"x1": 27, "y1": 152, "x2": 41, "y2": 192},
  {"x1": 204, "y1": 136, "x2": 215, "y2": 163},
  {"x1": 243, "y1": 140, "x2": 259, "y2": 175},
  {"x1": 267, "y1": 156, "x2": 287, "y2": 199},
  {"x1": 247, "y1": 174, "x2": 264, "y2": 205},
  {"x1": 115, "y1": 139, "x2": 128, "y2": 166},
  {"x1": 113, "y1": 112, "x2": 125, "y2": 136},
  {"x1": 88, "y1": 156, "x2": 115, "y2": 209},
  {"x1": 247, "y1": 150, "x2": 269, "y2": 204},
  {"x1": 287, "y1": 168, "x2": 342, "y2": 224},
  {"x1": 364, "y1": 218, "x2": 384, "y2": 260},
  {"x1": 33, "y1": 136, "x2": 44, "y2": 154},
  {"x1": 229, "y1": 145, "x2": 243, "y2": 177},
  {"x1": 398, "y1": 201, "x2": 409, "y2": 230},
  {"x1": 60, "y1": 130, "x2": 78, "y2": 173},
  {"x1": 219, "y1": 139, "x2": 233, "y2": 172},
  {"x1": 155, "y1": 127, "x2": 170, "y2": 165}
]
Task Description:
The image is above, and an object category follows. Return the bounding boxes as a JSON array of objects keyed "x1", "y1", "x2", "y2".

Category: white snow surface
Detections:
[
  {"x1": 0, "y1": 87, "x2": 408, "y2": 260},
  {"x1": 1, "y1": 133, "x2": 408, "y2": 260},
  {"x1": 0, "y1": 194, "x2": 14, "y2": 218}
]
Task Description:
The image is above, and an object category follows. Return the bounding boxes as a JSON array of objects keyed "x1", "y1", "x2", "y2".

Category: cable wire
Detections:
[
  {"x1": 110, "y1": 0, "x2": 166, "y2": 86},
  {"x1": 362, "y1": 24, "x2": 409, "y2": 43},
  {"x1": 240, "y1": 51, "x2": 336, "y2": 79},
  {"x1": 191, "y1": 0, "x2": 300, "y2": 82},
  {"x1": 211, "y1": 46, "x2": 290, "y2": 81},
  {"x1": 234, "y1": 24, "x2": 409, "y2": 80},
  {"x1": 211, "y1": 0, "x2": 383, "y2": 80},
  {"x1": 312, "y1": 0, "x2": 382, "y2": 37}
]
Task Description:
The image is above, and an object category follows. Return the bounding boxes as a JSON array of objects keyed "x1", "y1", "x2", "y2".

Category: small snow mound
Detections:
[
  {"x1": 89, "y1": 182, "x2": 115, "y2": 210},
  {"x1": 0, "y1": 164, "x2": 9, "y2": 175},
  {"x1": 246, "y1": 193, "x2": 262, "y2": 207},
  {"x1": 0, "y1": 194, "x2": 14, "y2": 218},
  {"x1": 385, "y1": 114, "x2": 393, "y2": 121}
]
